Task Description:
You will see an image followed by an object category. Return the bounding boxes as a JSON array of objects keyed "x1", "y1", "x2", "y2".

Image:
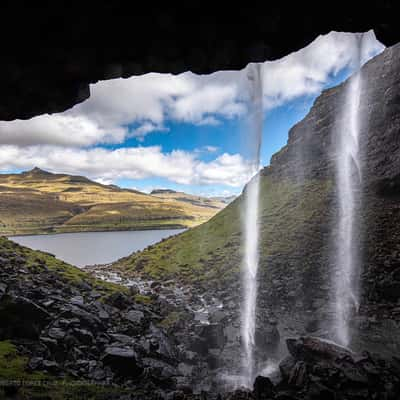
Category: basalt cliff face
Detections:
[
  {"x1": 114, "y1": 43, "x2": 400, "y2": 362},
  {"x1": 258, "y1": 42, "x2": 400, "y2": 355}
]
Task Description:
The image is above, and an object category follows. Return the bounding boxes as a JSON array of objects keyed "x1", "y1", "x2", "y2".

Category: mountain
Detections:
[
  {"x1": 112, "y1": 43, "x2": 400, "y2": 355},
  {"x1": 0, "y1": 168, "x2": 226, "y2": 235},
  {"x1": 209, "y1": 195, "x2": 236, "y2": 204},
  {"x1": 150, "y1": 189, "x2": 228, "y2": 209}
]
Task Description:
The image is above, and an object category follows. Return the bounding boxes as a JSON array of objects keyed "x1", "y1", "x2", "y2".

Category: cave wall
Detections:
[{"x1": 1, "y1": 1, "x2": 399, "y2": 121}]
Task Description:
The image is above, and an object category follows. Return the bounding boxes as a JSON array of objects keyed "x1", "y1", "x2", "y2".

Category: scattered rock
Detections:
[
  {"x1": 125, "y1": 309, "x2": 145, "y2": 324},
  {"x1": 102, "y1": 346, "x2": 143, "y2": 377}
]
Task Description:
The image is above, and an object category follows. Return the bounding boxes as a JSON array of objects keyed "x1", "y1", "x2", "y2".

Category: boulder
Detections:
[
  {"x1": 101, "y1": 346, "x2": 143, "y2": 377},
  {"x1": 253, "y1": 375, "x2": 275, "y2": 399},
  {"x1": 106, "y1": 292, "x2": 131, "y2": 309},
  {"x1": 278, "y1": 336, "x2": 400, "y2": 399},
  {"x1": 72, "y1": 328, "x2": 94, "y2": 345},
  {"x1": 48, "y1": 327, "x2": 67, "y2": 340},
  {"x1": 60, "y1": 306, "x2": 102, "y2": 330},
  {"x1": 125, "y1": 309, "x2": 145, "y2": 324},
  {"x1": 286, "y1": 336, "x2": 352, "y2": 363}
]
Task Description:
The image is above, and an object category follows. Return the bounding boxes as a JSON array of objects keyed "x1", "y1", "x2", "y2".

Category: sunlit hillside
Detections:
[{"x1": 0, "y1": 168, "x2": 227, "y2": 235}]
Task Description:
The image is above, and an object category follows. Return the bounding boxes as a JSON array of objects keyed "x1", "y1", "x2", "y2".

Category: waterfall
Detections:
[
  {"x1": 333, "y1": 33, "x2": 365, "y2": 347},
  {"x1": 241, "y1": 63, "x2": 263, "y2": 387}
]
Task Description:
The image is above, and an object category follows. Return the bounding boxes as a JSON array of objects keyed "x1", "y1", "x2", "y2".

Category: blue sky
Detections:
[{"x1": 0, "y1": 32, "x2": 384, "y2": 197}]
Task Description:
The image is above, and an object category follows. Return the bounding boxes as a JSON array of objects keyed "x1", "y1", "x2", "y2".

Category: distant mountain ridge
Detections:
[
  {"x1": 0, "y1": 168, "x2": 226, "y2": 235},
  {"x1": 150, "y1": 188, "x2": 230, "y2": 210}
]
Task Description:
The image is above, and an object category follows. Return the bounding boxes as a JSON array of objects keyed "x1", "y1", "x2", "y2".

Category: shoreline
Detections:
[{"x1": 5, "y1": 225, "x2": 187, "y2": 238}]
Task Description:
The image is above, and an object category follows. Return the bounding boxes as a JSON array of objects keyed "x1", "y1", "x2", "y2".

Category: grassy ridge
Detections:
[{"x1": 0, "y1": 168, "x2": 226, "y2": 235}]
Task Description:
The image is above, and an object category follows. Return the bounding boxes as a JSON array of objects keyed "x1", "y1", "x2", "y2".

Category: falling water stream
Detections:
[
  {"x1": 241, "y1": 63, "x2": 263, "y2": 387},
  {"x1": 333, "y1": 33, "x2": 366, "y2": 347}
]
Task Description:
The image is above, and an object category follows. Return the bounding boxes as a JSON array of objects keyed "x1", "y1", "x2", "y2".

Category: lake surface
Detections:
[{"x1": 10, "y1": 229, "x2": 185, "y2": 267}]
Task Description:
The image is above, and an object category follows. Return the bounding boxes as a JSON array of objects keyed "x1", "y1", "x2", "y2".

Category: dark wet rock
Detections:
[
  {"x1": 286, "y1": 336, "x2": 352, "y2": 363},
  {"x1": 275, "y1": 337, "x2": 400, "y2": 400},
  {"x1": 28, "y1": 356, "x2": 44, "y2": 370},
  {"x1": 279, "y1": 356, "x2": 297, "y2": 382},
  {"x1": 210, "y1": 310, "x2": 227, "y2": 324},
  {"x1": 253, "y1": 375, "x2": 275, "y2": 399},
  {"x1": 109, "y1": 333, "x2": 134, "y2": 345},
  {"x1": 106, "y1": 292, "x2": 131, "y2": 309},
  {"x1": 42, "y1": 360, "x2": 60, "y2": 373},
  {"x1": 148, "y1": 324, "x2": 178, "y2": 361},
  {"x1": 48, "y1": 327, "x2": 67, "y2": 340},
  {"x1": 178, "y1": 362, "x2": 194, "y2": 377},
  {"x1": 195, "y1": 323, "x2": 226, "y2": 349},
  {"x1": 142, "y1": 357, "x2": 176, "y2": 381},
  {"x1": 255, "y1": 324, "x2": 280, "y2": 353},
  {"x1": 125, "y1": 309, "x2": 145, "y2": 324},
  {"x1": 40, "y1": 336, "x2": 58, "y2": 351},
  {"x1": 60, "y1": 306, "x2": 103, "y2": 330},
  {"x1": 0, "y1": 294, "x2": 51, "y2": 339},
  {"x1": 72, "y1": 328, "x2": 94, "y2": 344},
  {"x1": 188, "y1": 336, "x2": 209, "y2": 356},
  {"x1": 70, "y1": 295, "x2": 85, "y2": 307},
  {"x1": 225, "y1": 389, "x2": 254, "y2": 400},
  {"x1": 377, "y1": 279, "x2": 400, "y2": 301},
  {"x1": 287, "y1": 361, "x2": 307, "y2": 388},
  {"x1": 0, "y1": 282, "x2": 7, "y2": 297},
  {"x1": 102, "y1": 346, "x2": 143, "y2": 377}
]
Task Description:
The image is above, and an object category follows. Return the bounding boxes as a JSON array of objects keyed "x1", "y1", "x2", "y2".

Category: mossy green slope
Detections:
[{"x1": 112, "y1": 171, "x2": 333, "y2": 287}]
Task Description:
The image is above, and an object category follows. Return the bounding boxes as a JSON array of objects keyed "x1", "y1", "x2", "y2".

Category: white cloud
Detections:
[
  {"x1": 0, "y1": 114, "x2": 126, "y2": 147},
  {"x1": 0, "y1": 31, "x2": 385, "y2": 190},
  {"x1": 194, "y1": 145, "x2": 219, "y2": 154},
  {"x1": 0, "y1": 145, "x2": 254, "y2": 187},
  {"x1": 0, "y1": 31, "x2": 383, "y2": 148},
  {"x1": 260, "y1": 31, "x2": 384, "y2": 109},
  {"x1": 129, "y1": 122, "x2": 169, "y2": 141}
]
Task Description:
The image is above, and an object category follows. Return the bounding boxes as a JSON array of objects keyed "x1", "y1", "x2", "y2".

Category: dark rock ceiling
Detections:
[{"x1": 1, "y1": 1, "x2": 399, "y2": 121}]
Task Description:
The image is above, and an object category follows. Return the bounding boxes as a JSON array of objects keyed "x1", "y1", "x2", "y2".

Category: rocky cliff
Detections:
[{"x1": 113, "y1": 42, "x2": 400, "y2": 366}]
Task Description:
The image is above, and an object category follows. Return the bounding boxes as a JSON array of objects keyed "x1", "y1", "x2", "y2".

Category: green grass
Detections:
[
  {"x1": 158, "y1": 311, "x2": 183, "y2": 330},
  {"x1": 134, "y1": 294, "x2": 153, "y2": 304},
  {"x1": 0, "y1": 340, "x2": 46, "y2": 381},
  {"x1": 112, "y1": 174, "x2": 333, "y2": 286}
]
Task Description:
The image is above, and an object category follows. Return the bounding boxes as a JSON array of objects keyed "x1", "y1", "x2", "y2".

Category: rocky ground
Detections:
[
  {"x1": 1, "y1": 237, "x2": 400, "y2": 399},
  {"x1": 0, "y1": 237, "x2": 243, "y2": 398}
]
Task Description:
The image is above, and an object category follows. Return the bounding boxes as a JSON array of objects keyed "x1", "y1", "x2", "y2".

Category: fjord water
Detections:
[
  {"x1": 333, "y1": 33, "x2": 365, "y2": 347},
  {"x1": 241, "y1": 63, "x2": 263, "y2": 387},
  {"x1": 10, "y1": 229, "x2": 184, "y2": 267}
]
